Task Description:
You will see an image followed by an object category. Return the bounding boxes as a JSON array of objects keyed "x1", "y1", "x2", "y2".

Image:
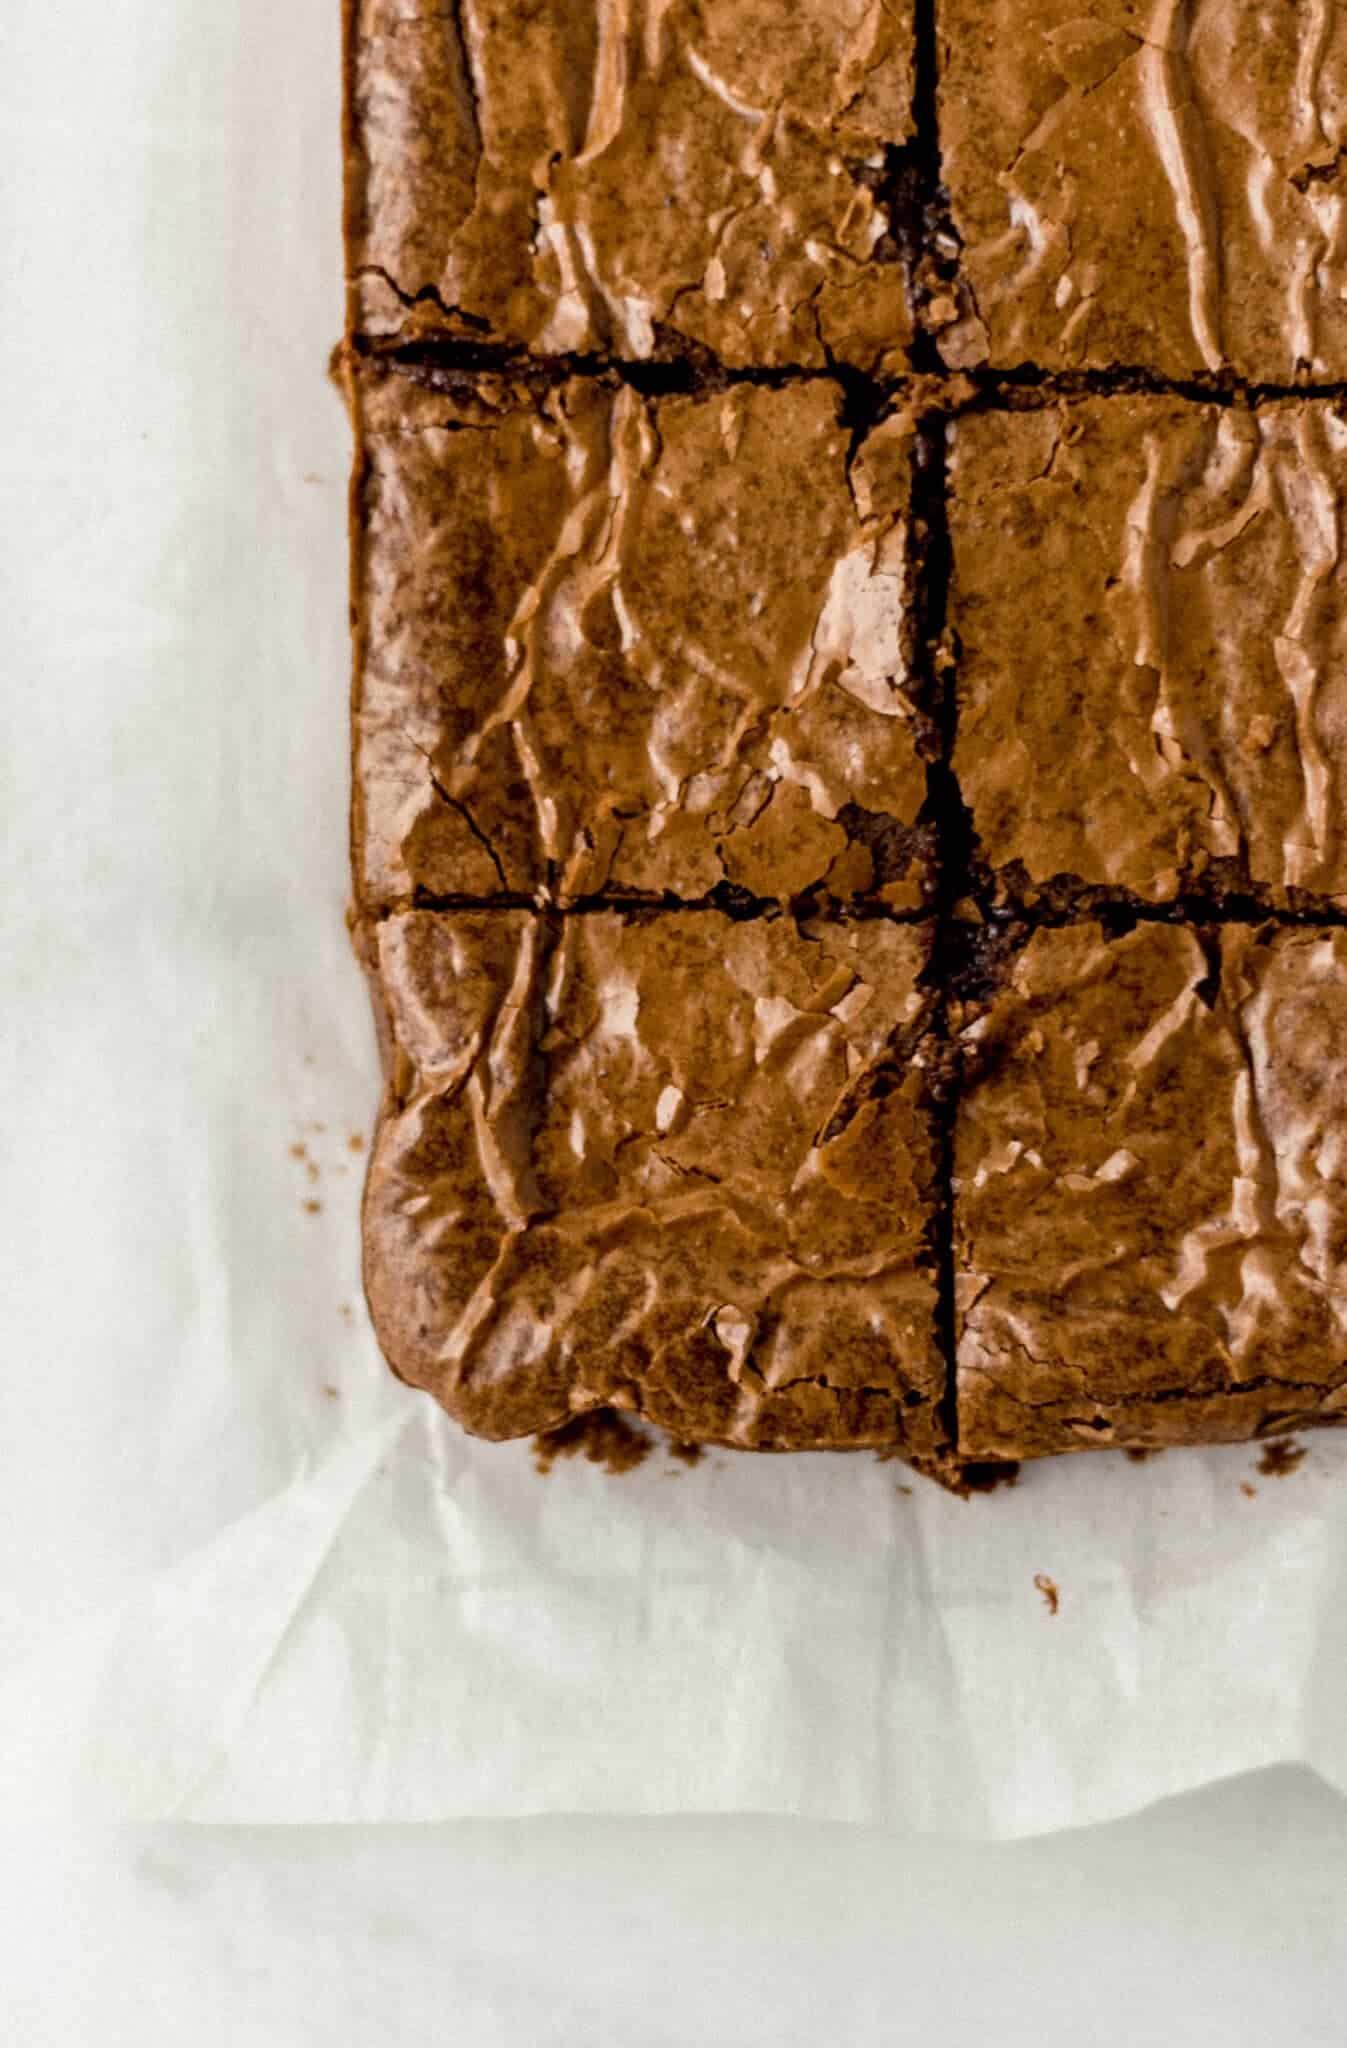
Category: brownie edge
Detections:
[{"x1": 363, "y1": 909, "x2": 951, "y2": 1459}]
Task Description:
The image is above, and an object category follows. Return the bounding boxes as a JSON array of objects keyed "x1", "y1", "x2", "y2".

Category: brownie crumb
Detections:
[
  {"x1": 1256, "y1": 1440, "x2": 1307, "y2": 1479},
  {"x1": 1125, "y1": 1447, "x2": 1161, "y2": 1463},
  {"x1": 1033, "y1": 1573, "x2": 1060, "y2": 1616},
  {"x1": 1240, "y1": 1481, "x2": 1259, "y2": 1499},
  {"x1": 667, "y1": 1440, "x2": 703, "y2": 1469},
  {"x1": 960, "y1": 1460, "x2": 1020, "y2": 1495},
  {"x1": 533, "y1": 1409, "x2": 653, "y2": 1477}
]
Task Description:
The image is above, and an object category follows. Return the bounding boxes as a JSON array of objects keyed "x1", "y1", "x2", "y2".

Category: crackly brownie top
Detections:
[
  {"x1": 346, "y1": 0, "x2": 917, "y2": 369},
  {"x1": 938, "y1": 0, "x2": 1347, "y2": 381},
  {"x1": 347, "y1": 2, "x2": 1347, "y2": 1479},
  {"x1": 948, "y1": 396, "x2": 1347, "y2": 909},
  {"x1": 955, "y1": 919, "x2": 1347, "y2": 1460},
  {"x1": 352, "y1": 359, "x2": 933, "y2": 910},
  {"x1": 364, "y1": 908, "x2": 946, "y2": 1450}
]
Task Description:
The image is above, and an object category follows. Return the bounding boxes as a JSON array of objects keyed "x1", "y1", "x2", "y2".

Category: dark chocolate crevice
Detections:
[
  {"x1": 368, "y1": 885, "x2": 934, "y2": 927},
  {"x1": 884, "y1": 0, "x2": 966, "y2": 376},
  {"x1": 905, "y1": 409, "x2": 966, "y2": 1457},
  {"x1": 896, "y1": 0, "x2": 1009, "y2": 1467},
  {"x1": 960, "y1": 360, "x2": 1347, "y2": 412},
  {"x1": 353, "y1": 326, "x2": 1347, "y2": 420},
  {"x1": 976, "y1": 864, "x2": 1347, "y2": 935},
  {"x1": 351, "y1": 324, "x2": 887, "y2": 400}
]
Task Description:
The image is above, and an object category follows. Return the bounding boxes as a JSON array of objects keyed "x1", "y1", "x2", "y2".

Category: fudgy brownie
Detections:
[
  {"x1": 947, "y1": 398, "x2": 1347, "y2": 910},
  {"x1": 954, "y1": 921, "x2": 1347, "y2": 1458},
  {"x1": 346, "y1": 0, "x2": 917, "y2": 370},
  {"x1": 350, "y1": 358, "x2": 935, "y2": 912},
  {"x1": 365, "y1": 908, "x2": 949, "y2": 1458},
  {"x1": 937, "y1": 0, "x2": 1347, "y2": 381},
  {"x1": 346, "y1": 1, "x2": 1347, "y2": 1484}
]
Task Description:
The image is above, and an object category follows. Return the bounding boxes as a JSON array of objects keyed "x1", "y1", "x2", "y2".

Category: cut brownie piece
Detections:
[
  {"x1": 948, "y1": 397, "x2": 1347, "y2": 906},
  {"x1": 364, "y1": 908, "x2": 947, "y2": 1454},
  {"x1": 345, "y1": 0, "x2": 916, "y2": 370},
  {"x1": 954, "y1": 919, "x2": 1347, "y2": 1460},
  {"x1": 937, "y1": 0, "x2": 1347, "y2": 381},
  {"x1": 351, "y1": 359, "x2": 933, "y2": 910}
]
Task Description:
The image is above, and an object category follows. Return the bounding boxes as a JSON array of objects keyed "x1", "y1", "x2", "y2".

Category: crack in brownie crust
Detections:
[{"x1": 346, "y1": 0, "x2": 1347, "y2": 1481}]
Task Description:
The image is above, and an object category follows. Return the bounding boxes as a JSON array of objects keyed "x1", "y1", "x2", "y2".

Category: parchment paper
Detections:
[{"x1": 3, "y1": 0, "x2": 1345, "y2": 1834}]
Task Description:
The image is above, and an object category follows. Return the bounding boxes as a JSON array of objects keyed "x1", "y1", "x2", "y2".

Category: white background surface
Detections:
[
  {"x1": 2, "y1": 1771, "x2": 1346, "y2": 2046},
  {"x1": 3, "y1": 0, "x2": 1347, "y2": 2032}
]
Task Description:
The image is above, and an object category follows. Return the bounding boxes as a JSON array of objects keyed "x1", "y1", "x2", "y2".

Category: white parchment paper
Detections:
[{"x1": 3, "y1": 0, "x2": 1346, "y2": 1834}]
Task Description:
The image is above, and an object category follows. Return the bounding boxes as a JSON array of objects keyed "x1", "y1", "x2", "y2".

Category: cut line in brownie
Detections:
[
  {"x1": 350, "y1": 357, "x2": 937, "y2": 913},
  {"x1": 363, "y1": 907, "x2": 950, "y2": 1459},
  {"x1": 345, "y1": 0, "x2": 919, "y2": 372}
]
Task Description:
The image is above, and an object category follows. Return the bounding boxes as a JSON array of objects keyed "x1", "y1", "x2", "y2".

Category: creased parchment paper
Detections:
[{"x1": 2, "y1": 0, "x2": 1345, "y2": 1834}]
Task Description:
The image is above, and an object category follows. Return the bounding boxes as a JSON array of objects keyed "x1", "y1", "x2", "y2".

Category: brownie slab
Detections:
[
  {"x1": 346, "y1": 0, "x2": 917, "y2": 371},
  {"x1": 938, "y1": 0, "x2": 1347, "y2": 380},
  {"x1": 954, "y1": 919, "x2": 1347, "y2": 1460},
  {"x1": 949, "y1": 397, "x2": 1347, "y2": 906},
  {"x1": 352, "y1": 360, "x2": 933, "y2": 910},
  {"x1": 364, "y1": 909, "x2": 947, "y2": 1453}
]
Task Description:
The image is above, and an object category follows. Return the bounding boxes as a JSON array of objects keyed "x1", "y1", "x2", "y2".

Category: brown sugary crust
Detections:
[
  {"x1": 948, "y1": 398, "x2": 1347, "y2": 912},
  {"x1": 954, "y1": 921, "x2": 1347, "y2": 1460},
  {"x1": 345, "y1": 4, "x2": 1347, "y2": 1485},
  {"x1": 938, "y1": 0, "x2": 1347, "y2": 382},
  {"x1": 347, "y1": 355, "x2": 934, "y2": 916},
  {"x1": 363, "y1": 908, "x2": 949, "y2": 1458},
  {"x1": 343, "y1": 0, "x2": 917, "y2": 371}
]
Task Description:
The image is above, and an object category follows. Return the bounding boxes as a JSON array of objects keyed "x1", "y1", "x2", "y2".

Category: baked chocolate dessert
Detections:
[{"x1": 344, "y1": 0, "x2": 1347, "y2": 1484}]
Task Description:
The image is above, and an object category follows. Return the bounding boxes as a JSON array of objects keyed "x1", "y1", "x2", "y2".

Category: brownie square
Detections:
[
  {"x1": 937, "y1": 0, "x2": 1347, "y2": 381},
  {"x1": 352, "y1": 360, "x2": 934, "y2": 910},
  {"x1": 346, "y1": 0, "x2": 917, "y2": 371},
  {"x1": 949, "y1": 397, "x2": 1347, "y2": 906},
  {"x1": 954, "y1": 919, "x2": 1347, "y2": 1460},
  {"x1": 364, "y1": 908, "x2": 947, "y2": 1451}
]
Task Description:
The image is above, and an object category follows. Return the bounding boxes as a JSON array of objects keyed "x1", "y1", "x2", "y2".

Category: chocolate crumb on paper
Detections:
[
  {"x1": 1033, "y1": 1573, "x2": 1060, "y2": 1617},
  {"x1": 533, "y1": 1410, "x2": 654, "y2": 1477},
  {"x1": 959, "y1": 1462, "x2": 1020, "y2": 1496},
  {"x1": 1256, "y1": 1441, "x2": 1308, "y2": 1479}
]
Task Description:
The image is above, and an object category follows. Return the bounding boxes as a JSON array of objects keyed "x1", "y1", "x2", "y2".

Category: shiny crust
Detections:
[
  {"x1": 949, "y1": 398, "x2": 1347, "y2": 906},
  {"x1": 939, "y1": 0, "x2": 1347, "y2": 381},
  {"x1": 365, "y1": 910, "x2": 946, "y2": 1451},
  {"x1": 955, "y1": 922, "x2": 1347, "y2": 1459},
  {"x1": 346, "y1": 4, "x2": 1347, "y2": 1478},
  {"x1": 345, "y1": 0, "x2": 916, "y2": 370},
  {"x1": 350, "y1": 358, "x2": 932, "y2": 911}
]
